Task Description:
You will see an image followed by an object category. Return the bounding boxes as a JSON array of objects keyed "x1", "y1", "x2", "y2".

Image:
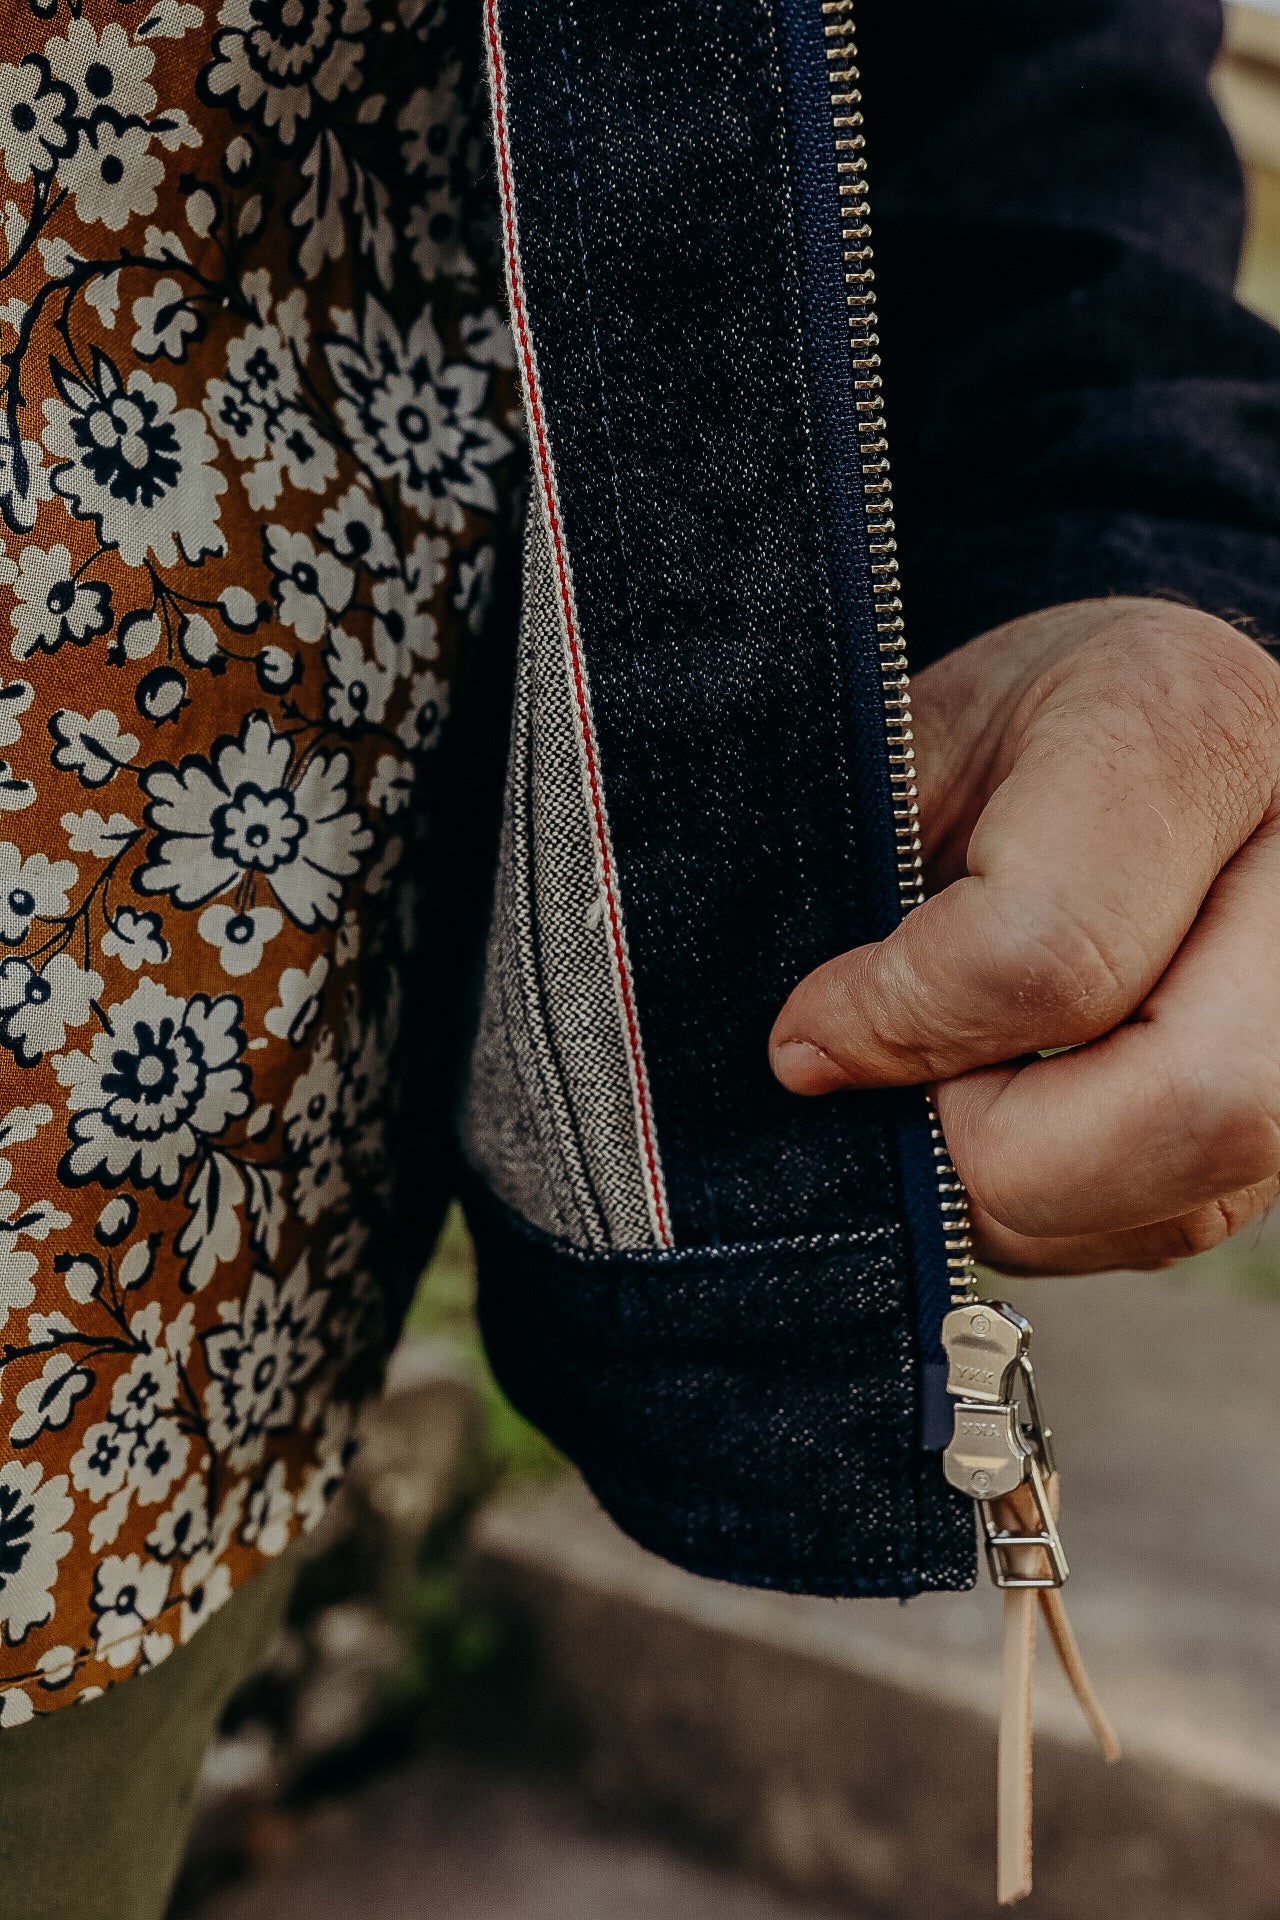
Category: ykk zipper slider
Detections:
[{"x1": 940, "y1": 1300, "x2": 1068, "y2": 1590}]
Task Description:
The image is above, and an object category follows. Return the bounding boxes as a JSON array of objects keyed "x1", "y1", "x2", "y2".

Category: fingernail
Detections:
[{"x1": 770, "y1": 1040, "x2": 851, "y2": 1095}]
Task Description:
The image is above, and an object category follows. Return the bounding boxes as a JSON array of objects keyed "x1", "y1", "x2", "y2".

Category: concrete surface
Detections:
[
  {"x1": 467, "y1": 1263, "x2": 1280, "y2": 1919},
  {"x1": 186, "y1": 1755, "x2": 856, "y2": 1920}
]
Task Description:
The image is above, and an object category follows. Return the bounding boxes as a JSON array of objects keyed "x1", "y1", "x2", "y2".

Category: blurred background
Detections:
[{"x1": 167, "y1": 12, "x2": 1280, "y2": 1918}]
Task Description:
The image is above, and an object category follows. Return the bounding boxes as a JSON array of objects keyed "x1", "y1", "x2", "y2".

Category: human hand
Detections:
[{"x1": 769, "y1": 598, "x2": 1280, "y2": 1273}]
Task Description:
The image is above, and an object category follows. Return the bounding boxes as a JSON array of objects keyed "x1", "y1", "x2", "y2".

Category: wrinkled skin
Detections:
[{"x1": 771, "y1": 598, "x2": 1280, "y2": 1274}]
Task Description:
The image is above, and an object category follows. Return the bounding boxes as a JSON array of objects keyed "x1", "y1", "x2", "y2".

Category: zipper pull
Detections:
[
  {"x1": 940, "y1": 1298, "x2": 1118, "y2": 1906},
  {"x1": 941, "y1": 1299, "x2": 1067, "y2": 1588}
]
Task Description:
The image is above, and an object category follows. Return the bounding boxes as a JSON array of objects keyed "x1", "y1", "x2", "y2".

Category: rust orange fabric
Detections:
[{"x1": 0, "y1": 0, "x2": 520, "y2": 1721}]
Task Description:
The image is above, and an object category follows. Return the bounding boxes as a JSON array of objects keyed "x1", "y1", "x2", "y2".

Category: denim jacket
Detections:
[{"x1": 445, "y1": 0, "x2": 1280, "y2": 1598}]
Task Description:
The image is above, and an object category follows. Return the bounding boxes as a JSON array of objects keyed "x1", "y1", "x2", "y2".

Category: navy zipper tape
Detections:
[{"x1": 774, "y1": 0, "x2": 954, "y2": 1443}]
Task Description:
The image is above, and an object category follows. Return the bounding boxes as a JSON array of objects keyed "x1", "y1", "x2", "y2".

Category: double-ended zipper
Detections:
[
  {"x1": 819, "y1": 0, "x2": 974, "y2": 1308},
  {"x1": 818, "y1": 4, "x2": 1117, "y2": 1902}
]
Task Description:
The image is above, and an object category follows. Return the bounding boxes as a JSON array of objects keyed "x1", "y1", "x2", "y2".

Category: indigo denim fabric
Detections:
[
  {"x1": 475, "y1": 0, "x2": 974, "y2": 1596},
  {"x1": 468, "y1": 1185, "x2": 973, "y2": 1597},
  {"x1": 857, "y1": 0, "x2": 1280, "y2": 662},
  {"x1": 462, "y1": 0, "x2": 1280, "y2": 1599}
]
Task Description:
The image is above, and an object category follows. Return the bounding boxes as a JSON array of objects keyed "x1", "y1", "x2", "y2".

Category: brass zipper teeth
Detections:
[{"x1": 821, "y1": 0, "x2": 974, "y2": 1303}]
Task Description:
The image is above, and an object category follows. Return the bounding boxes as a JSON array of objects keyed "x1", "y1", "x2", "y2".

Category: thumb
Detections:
[{"x1": 769, "y1": 724, "x2": 1247, "y2": 1093}]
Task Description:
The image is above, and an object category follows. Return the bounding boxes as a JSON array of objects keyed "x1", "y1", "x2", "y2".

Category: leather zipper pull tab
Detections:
[{"x1": 941, "y1": 1300, "x2": 1118, "y2": 1905}]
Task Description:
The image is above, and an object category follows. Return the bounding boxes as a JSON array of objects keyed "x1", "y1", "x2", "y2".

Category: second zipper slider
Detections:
[{"x1": 940, "y1": 1300, "x2": 1068, "y2": 1590}]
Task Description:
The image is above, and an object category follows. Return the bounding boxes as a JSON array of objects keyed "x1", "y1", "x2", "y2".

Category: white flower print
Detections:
[
  {"x1": 0, "y1": 766, "x2": 39, "y2": 815},
  {"x1": 59, "y1": 123, "x2": 167, "y2": 233},
  {"x1": 179, "y1": 1549, "x2": 230, "y2": 1643},
  {"x1": 0, "y1": 955, "x2": 101, "y2": 1066},
  {"x1": 397, "y1": 72, "x2": 461, "y2": 178},
  {"x1": 0, "y1": 1102, "x2": 54, "y2": 1149},
  {"x1": 100, "y1": 906, "x2": 169, "y2": 971},
  {"x1": 263, "y1": 953, "x2": 328, "y2": 1045},
  {"x1": 293, "y1": 1141, "x2": 348, "y2": 1224},
  {"x1": 202, "y1": 1256, "x2": 326, "y2": 1470},
  {"x1": 282, "y1": 1030, "x2": 338, "y2": 1154},
  {"x1": 0, "y1": 0, "x2": 517, "y2": 1713},
  {"x1": 113, "y1": 1332, "x2": 179, "y2": 1435},
  {"x1": 200, "y1": 0, "x2": 372, "y2": 148},
  {"x1": 49, "y1": 708, "x2": 139, "y2": 786},
  {"x1": 11, "y1": 543, "x2": 113, "y2": 660},
  {"x1": 316, "y1": 481, "x2": 396, "y2": 574},
  {"x1": 146, "y1": 1471, "x2": 210, "y2": 1562},
  {"x1": 0, "y1": 1251, "x2": 38, "y2": 1331},
  {"x1": 0, "y1": 434, "x2": 53, "y2": 537},
  {"x1": 325, "y1": 626, "x2": 392, "y2": 729},
  {"x1": 0, "y1": 677, "x2": 33, "y2": 749},
  {"x1": 136, "y1": 711, "x2": 372, "y2": 928},
  {"x1": 0, "y1": 63, "x2": 74, "y2": 186},
  {"x1": 0, "y1": 1461, "x2": 74, "y2": 1645},
  {"x1": 202, "y1": 285, "x2": 335, "y2": 510},
  {"x1": 0, "y1": 1685, "x2": 33, "y2": 1726},
  {"x1": 137, "y1": 0, "x2": 206, "y2": 39},
  {"x1": 9, "y1": 1352, "x2": 96, "y2": 1447},
  {"x1": 36, "y1": 1645, "x2": 77, "y2": 1689},
  {"x1": 0, "y1": 845, "x2": 77, "y2": 944},
  {"x1": 45, "y1": 19, "x2": 160, "y2": 122},
  {"x1": 94, "y1": 1194, "x2": 137, "y2": 1245},
  {"x1": 0, "y1": 1155, "x2": 69, "y2": 1242},
  {"x1": 460, "y1": 309, "x2": 517, "y2": 371},
  {"x1": 396, "y1": 666, "x2": 448, "y2": 754},
  {"x1": 370, "y1": 542, "x2": 444, "y2": 664},
  {"x1": 54, "y1": 976, "x2": 251, "y2": 1194},
  {"x1": 239, "y1": 1458, "x2": 293, "y2": 1555},
  {"x1": 206, "y1": 311, "x2": 305, "y2": 456},
  {"x1": 90, "y1": 1552, "x2": 170, "y2": 1668},
  {"x1": 131, "y1": 278, "x2": 202, "y2": 363},
  {"x1": 258, "y1": 407, "x2": 335, "y2": 501},
  {"x1": 66, "y1": 1333, "x2": 191, "y2": 1515},
  {"x1": 325, "y1": 300, "x2": 512, "y2": 531},
  {"x1": 205, "y1": 373, "x2": 273, "y2": 465},
  {"x1": 397, "y1": 69, "x2": 475, "y2": 285},
  {"x1": 333, "y1": 907, "x2": 358, "y2": 965},
  {"x1": 452, "y1": 540, "x2": 498, "y2": 634},
  {"x1": 406, "y1": 183, "x2": 470, "y2": 290},
  {"x1": 262, "y1": 525, "x2": 352, "y2": 642},
  {"x1": 43, "y1": 356, "x2": 227, "y2": 568},
  {"x1": 71, "y1": 1422, "x2": 128, "y2": 1504},
  {"x1": 295, "y1": 1401, "x2": 356, "y2": 1532},
  {"x1": 197, "y1": 903, "x2": 283, "y2": 977},
  {"x1": 61, "y1": 809, "x2": 137, "y2": 859},
  {"x1": 368, "y1": 753, "x2": 413, "y2": 815}
]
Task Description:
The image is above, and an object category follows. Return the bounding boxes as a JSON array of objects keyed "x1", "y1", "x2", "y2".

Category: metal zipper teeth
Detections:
[{"x1": 821, "y1": 0, "x2": 974, "y2": 1304}]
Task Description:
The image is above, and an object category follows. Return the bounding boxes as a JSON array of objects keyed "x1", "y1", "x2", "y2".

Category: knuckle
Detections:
[
  {"x1": 1162, "y1": 1201, "x2": 1237, "y2": 1262},
  {"x1": 982, "y1": 887, "x2": 1139, "y2": 1042},
  {"x1": 1149, "y1": 1176, "x2": 1280, "y2": 1267},
  {"x1": 945, "y1": 1128, "x2": 1040, "y2": 1238},
  {"x1": 1169, "y1": 1057, "x2": 1280, "y2": 1194}
]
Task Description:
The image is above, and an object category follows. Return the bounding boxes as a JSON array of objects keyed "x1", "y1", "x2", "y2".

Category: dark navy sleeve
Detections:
[{"x1": 859, "y1": 0, "x2": 1280, "y2": 665}]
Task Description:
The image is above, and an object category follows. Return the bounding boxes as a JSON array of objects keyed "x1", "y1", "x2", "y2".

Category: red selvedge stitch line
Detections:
[{"x1": 484, "y1": 0, "x2": 673, "y2": 1248}]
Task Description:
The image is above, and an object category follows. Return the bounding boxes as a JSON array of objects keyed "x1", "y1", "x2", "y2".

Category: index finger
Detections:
[{"x1": 770, "y1": 679, "x2": 1265, "y2": 1092}]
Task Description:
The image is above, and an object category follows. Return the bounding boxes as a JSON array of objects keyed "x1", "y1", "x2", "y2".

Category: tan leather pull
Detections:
[
  {"x1": 1038, "y1": 1586, "x2": 1121, "y2": 1764},
  {"x1": 991, "y1": 1474, "x2": 1118, "y2": 1905},
  {"x1": 998, "y1": 1583, "x2": 1037, "y2": 1903}
]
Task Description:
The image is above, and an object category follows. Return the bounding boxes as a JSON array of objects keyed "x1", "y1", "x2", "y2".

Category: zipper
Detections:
[
  {"x1": 817, "y1": 0, "x2": 975, "y2": 1316},
  {"x1": 810, "y1": 33, "x2": 1121, "y2": 1895},
  {"x1": 817, "y1": 0, "x2": 1074, "y2": 1606}
]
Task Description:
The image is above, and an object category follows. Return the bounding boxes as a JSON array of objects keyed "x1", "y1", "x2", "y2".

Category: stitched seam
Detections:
[{"x1": 485, "y1": 0, "x2": 672, "y2": 1247}]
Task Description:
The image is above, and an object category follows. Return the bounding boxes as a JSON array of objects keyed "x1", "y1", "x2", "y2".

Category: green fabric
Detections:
[{"x1": 0, "y1": 1550, "x2": 298, "y2": 1920}]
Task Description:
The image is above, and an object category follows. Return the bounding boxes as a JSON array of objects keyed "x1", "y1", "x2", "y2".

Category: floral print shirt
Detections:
[{"x1": 0, "y1": 0, "x2": 520, "y2": 1721}]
